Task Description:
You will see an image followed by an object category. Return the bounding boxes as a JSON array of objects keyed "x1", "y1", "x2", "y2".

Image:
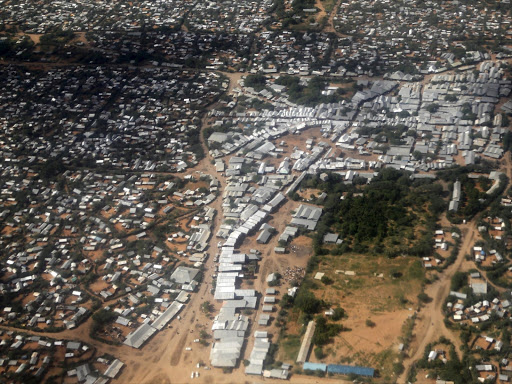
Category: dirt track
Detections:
[
  {"x1": 398, "y1": 220, "x2": 478, "y2": 383},
  {"x1": 399, "y1": 153, "x2": 512, "y2": 382}
]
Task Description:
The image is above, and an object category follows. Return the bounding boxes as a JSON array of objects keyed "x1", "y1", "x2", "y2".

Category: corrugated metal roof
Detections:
[
  {"x1": 327, "y1": 364, "x2": 375, "y2": 377},
  {"x1": 303, "y1": 362, "x2": 327, "y2": 372},
  {"x1": 123, "y1": 322, "x2": 157, "y2": 349}
]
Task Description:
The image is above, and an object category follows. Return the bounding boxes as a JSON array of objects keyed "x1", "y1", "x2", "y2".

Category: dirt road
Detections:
[
  {"x1": 398, "y1": 219, "x2": 478, "y2": 383},
  {"x1": 119, "y1": 111, "x2": 229, "y2": 384},
  {"x1": 399, "y1": 152, "x2": 512, "y2": 382}
]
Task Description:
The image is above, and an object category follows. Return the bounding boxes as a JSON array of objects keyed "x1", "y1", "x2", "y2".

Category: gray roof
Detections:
[
  {"x1": 171, "y1": 266, "x2": 200, "y2": 284},
  {"x1": 66, "y1": 341, "x2": 81, "y2": 350},
  {"x1": 323, "y1": 233, "x2": 339, "y2": 243},
  {"x1": 76, "y1": 364, "x2": 91, "y2": 382},
  {"x1": 104, "y1": 359, "x2": 124, "y2": 379},
  {"x1": 152, "y1": 301, "x2": 184, "y2": 331},
  {"x1": 293, "y1": 204, "x2": 323, "y2": 221},
  {"x1": 257, "y1": 229, "x2": 272, "y2": 244},
  {"x1": 123, "y1": 322, "x2": 157, "y2": 349}
]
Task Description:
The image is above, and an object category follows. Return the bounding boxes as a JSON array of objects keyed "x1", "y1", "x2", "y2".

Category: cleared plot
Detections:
[{"x1": 278, "y1": 254, "x2": 424, "y2": 381}]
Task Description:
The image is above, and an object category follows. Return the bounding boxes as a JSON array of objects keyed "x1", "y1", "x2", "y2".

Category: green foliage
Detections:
[
  {"x1": 313, "y1": 316, "x2": 343, "y2": 346},
  {"x1": 201, "y1": 301, "x2": 214, "y2": 313},
  {"x1": 314, "y1": 346, "x2": 325, "y2": 359},
  {"x1": 416, "y1": 338, "x2": 476, "y2": 384},
  {"x1": 301, "y1": 169, "x2": 443, "y2": 257},
  {"x1": 503, "y1": 131, "x2": 512, "y2": 152},
  {"x1": 335, "y1": 169, "x2": 414, "y2": 242},
  {"x1": 426, "y1": 103, "x2": 440, "y2": 113},
  {"x1": 331, "y1": 307, "x2": 345, "y2": 321},
  {"x1": 365, "y1": 319, "x2": 376, "y2": 327},
  {"x1": 417, "y1": 292, "x2": 432, "y2": 303},
  {"x1": 40, "y1": 28, "x2": 75, "y2": 47},
  {"x1": 295, "y1": 289, "x2": 322, "y2": 314},
  {"x1": 392, "y1": 362, "x2": 404, "y2": 375},
  {"x1": 244, "y1": 74, "x2": 267, "y2": 91},
  {"x1": 280, "y1": 294, "x2": 294, "y2": 309},
  {"x1": 439, "y1": 166, "x2": 507, "y2": 220},
  {"x1": 451, "y1": 271, "x2": 468, "y2": 291},
  {"x1": 0, "y1": 38, "x2": 14, "y2": 56},
  {"x1": 502, "y1": 114, "x2": 510, "y2": 128},
  {"x1": 412, "y1": 150, "x2": 423, "y2": 160},
  {"x1": 200, "y1": 330, "x2": 210, "y2": 339},
  {"x1": 92, "y1": 309, "x2": 116, "y2": 324},
  {"x1": 38, "y1": 158, "x2": 67, "y2": 181},
  {"x1": 276, "y1": 76, "x2": 344, "y2": 106},
  {"x1": 444, "y1": 94, "x2": 458, "y2": 102},
  {"x1": 90, "y1": 309, "x2": 116, "y2": 337},
  {"x1": 291, "y1": 0, "x2": 316, "y2": 15},
  {"x1": 263, "y1": 343, "x2": 279, "y2": 368},
  {"x1": 304, "y1": 368, "x2": 326, "y2": 377},
  {"x1": 358, "y1": 124, "x2": 409, "y2": 146},
  {"x1": 487, "y1": 265, "x2": 512, "y2": 289}
]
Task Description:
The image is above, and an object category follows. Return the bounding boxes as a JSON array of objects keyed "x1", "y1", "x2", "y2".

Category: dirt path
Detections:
[
  {"x1": 315, "y1": 0, "x2": 328, "y2": 23},
  {"x1": 324, "y1": 0, "x2": 341, "y2": 34},
  {"x1": 398, "y1": 150, "x2": 512, "y2": 383},
  {"x1": 220, "y1": 71, "x2": 244, "y2": 94},
  {"x1": 398, "y1": 220, "x2": 478, "y2": 383},
  {"x1": 502, "y1": 151, "x2": 512, "y2": 181},
  {"x1": 0, "y1": 88, "x2": 231, "y2": 384}
]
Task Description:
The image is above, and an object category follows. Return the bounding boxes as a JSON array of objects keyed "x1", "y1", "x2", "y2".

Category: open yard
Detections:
[{"x1": 277, "y1": 253, "x2": 425, "y2": 381}]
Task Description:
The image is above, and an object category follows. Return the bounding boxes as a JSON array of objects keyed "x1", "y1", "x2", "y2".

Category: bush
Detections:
[
  {"x1": 450, "y1": 272, "x2": 467, "y2": 291},
  {"x1": 244, "y1": 74, "x2": 267, "y2": 91},
  {"x1": 314, "y1": 346, "x2": 325, "y2": 359},
  {"x1": 280, "y1": 294, "x2": 294, "y2": 309},
  {"x1": 417, "y1": 292, "x2": 432, "y2": 303},
  {"x1": 393, "y1": 362, "x2": 405, "y2": 375},
  {"x1": 365, "y1": 319, "x2": 376, "y2": 327},
  {"x1": 331, "y1": 307, "x2": 345, "y2": 321},
  {"x1": 426, "y1": 103, "x2": 440, "y2": 113},
  {"x1": 295, "y1": 290, "x2": 322, "y2": 314},
  {"x1": 313, "y1": 316, "x2": 343, "y2": 346},
  {"x1": 92, "y1": 309, "x2": 116, "y2": 324}
]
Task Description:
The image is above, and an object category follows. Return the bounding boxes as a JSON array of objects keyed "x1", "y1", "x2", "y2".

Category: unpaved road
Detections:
[
  {"x1": 398, "y1": 219, "x2": 478, "y2": 383},
  {"x1": 398, "y1": 150, "x2": 512, "y2": 383}
]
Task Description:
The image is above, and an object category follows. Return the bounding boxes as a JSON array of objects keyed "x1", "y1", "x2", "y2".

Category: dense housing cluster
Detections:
[
  {"x1": 0, "y1": 66, "x2": 226, "y2": 172},
  {"x1": 186, "y1": 0, "x2": 273, "y2": 33},
  {"x1": 334, "y1": 0, "x2": 512, "y2": 73},
  {"x1": 0, "y1": 0, "x2": 512, "y2": 382},
  {"x1": 209, "y1": 61, "x2": 511, "y2": 180},
  {"x1": 0, "y1": 330, "x2": 123, "y2": 384},
  {"x1": 0, "y1": 0, "x2": 195, "y2": 32}
]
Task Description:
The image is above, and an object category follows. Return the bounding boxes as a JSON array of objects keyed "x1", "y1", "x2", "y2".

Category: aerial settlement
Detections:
[{"x1": 1, "y1": 0, "x2": 512, "y2": 383}]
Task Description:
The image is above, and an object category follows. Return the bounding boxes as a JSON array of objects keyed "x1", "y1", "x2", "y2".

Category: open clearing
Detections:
[{"x1": 278, "y1": 253, "x2": 424, "y2": 381}]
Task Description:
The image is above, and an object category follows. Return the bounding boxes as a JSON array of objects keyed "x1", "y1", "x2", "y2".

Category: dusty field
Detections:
[
  {"x1": 89, "y1": 278, "x2": 110, "y2": 295},
  {"x1": 277, "y1": 251, "x2": 424, "y2": 381}
]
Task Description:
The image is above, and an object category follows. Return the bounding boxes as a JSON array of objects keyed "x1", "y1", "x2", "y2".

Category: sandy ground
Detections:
[
  {"x1": 397, "y1": 221, "x2": 477, "y2": 383},
  {"x1": 109, "y1": 114, "x2": 353, "y2": 384},
  {"x1": 398, "y1": 153, "x2": 512, "y2": 382}
]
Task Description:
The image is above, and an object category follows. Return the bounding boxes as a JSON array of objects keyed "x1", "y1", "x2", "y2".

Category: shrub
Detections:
[
  {"x1": 331, "y1": 307, "x2": 345, "y2": 321},
  {"x1": 365, "y1": 319, "x2": 376, "y2": 327},
  {"x1": 417, "y1": 292, "x2": 432, "y2": 303},
  {"x1": 314, "y1": 346, "x2": 325, "y2": 359}
]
